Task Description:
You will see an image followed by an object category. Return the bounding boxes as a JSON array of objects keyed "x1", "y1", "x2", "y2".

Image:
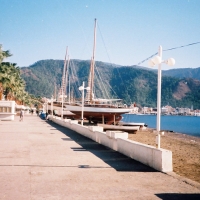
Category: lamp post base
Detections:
[{"x1": 156, "y1": 133, "x2": 161, "y2": 149}]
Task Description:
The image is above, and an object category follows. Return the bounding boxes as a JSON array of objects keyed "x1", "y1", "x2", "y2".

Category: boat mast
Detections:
[
  {"x1": 54, "y1": 82, "x2": 57, "y2": 100},
  {"x1": 65, "y1": 55, "x2": 70, "y2": 97},
  {"x1": 62, "y1": 46, "x2": 68, "y2": 97},
  {"x1": 91, "y1": 19, "x2": 97, "y2": 102},
  {"x1": 86, "y1": 57, "x2": 92, "y2": 102},
  {"x1": 87, "y1": 19, "x2": 97, "y2": 103},
  {"x1": 68, "y1": 79, "x2": 70, "y2": 103}
]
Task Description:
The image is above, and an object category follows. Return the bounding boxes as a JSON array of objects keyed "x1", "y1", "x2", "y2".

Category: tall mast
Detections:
[
  {"x1": 61, "y1": 47, "x2": 68, "y2": 119},
  {"x1": 91, "y1": 18, "x2": 97, "y2": 102},
  {"x1": 65, "y1": 55, "x2": 70, "y2": 96},
  {"x1": 86, "y1": 57, "x2": 93, "y2": 101},
  {"x1": 86, "y1": 19, "x2": 97, "y2": 103},
  {"x1": 68, "y1": 79, "x2": 70, "y2": 103},
  {"x1": 61, "y1": 46, "x2": 68, "y2": 97}
]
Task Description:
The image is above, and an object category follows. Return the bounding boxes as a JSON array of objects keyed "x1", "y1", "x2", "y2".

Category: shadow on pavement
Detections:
[
  {"x1": 47, "y1": 120, "x2": 157, "y2": 173},
  {"x1": 155, "y1": 193, "x2": 200, "y2": 200}
]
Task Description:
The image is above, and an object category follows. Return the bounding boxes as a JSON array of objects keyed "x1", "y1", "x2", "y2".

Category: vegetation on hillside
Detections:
[
  {"x1": 0, "y1": 45, "x2": 42, "y2": 107},
  {"x1": 20, "y1": 59, "x2": 200, "y2": 109},
  {"x1": 163, "y1": 67, "x2": 200, "y2": 81}
]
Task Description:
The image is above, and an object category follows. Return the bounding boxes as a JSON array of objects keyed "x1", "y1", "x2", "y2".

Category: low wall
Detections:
[
  {"x1": 48, "y1": 115, "x2": 172, "y2": 172},
  {"x1": 117, "y1": 138, "x2": 172, "y2": 172}
]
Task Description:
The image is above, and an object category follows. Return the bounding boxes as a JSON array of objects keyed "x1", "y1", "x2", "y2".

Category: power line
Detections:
[
  {"x1": 163, "y1": 41, "x2": 200, "y2": 52},
  {"x1": 137, "y1": 53, "x2": 157, "y2": 66},
  {"x1": 137, "y1": 41, "x2": 200, "y2": 66}
]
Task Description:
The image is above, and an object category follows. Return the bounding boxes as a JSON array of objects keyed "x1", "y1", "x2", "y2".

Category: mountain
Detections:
[
  {"x1": 162, "y1": 67, "x2": 200, "y2": 80},
  {"x1": 20, "y1": 60, "x2": 200, "y2": 109},
  {"x1": 21, "y1": 59, "x2": 63, "y2": 97}
]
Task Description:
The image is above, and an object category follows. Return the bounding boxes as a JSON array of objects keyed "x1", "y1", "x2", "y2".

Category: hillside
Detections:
[
  {"x1": 20, "y1": 60, "x2": 200, "y2": 109},
  {"x1": 163, "y1": 67, "x2": 200, "y2": 80}
]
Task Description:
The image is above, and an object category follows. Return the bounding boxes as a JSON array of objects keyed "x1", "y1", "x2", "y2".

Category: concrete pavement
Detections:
[{"x1": 0, "y1": 115, "x2": 199, "y2": 200}]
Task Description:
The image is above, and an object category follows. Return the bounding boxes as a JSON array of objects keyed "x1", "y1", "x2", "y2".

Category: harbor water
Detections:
[{"x1": 122, "y1": 114, "x2": 200, "y2": 137}]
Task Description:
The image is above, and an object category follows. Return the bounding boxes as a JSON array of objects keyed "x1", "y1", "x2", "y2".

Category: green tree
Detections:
[
  {"x1": 0, "y1": 45, "x2": 40, "y2": 106},
  {"x1": 0, "y1": 44, "x2": 12, "y2": 63}
]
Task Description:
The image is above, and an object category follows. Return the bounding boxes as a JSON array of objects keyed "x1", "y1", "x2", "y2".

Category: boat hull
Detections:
[
  {"x1": 49, "y1": 103, "x2": 77, "y2": 118},
  {"x1": 65, "y1": 104, "x2": 132, "y2": 124},
  {"x1": 97, "y1": 124, "x2": 140, "y2": 132},
  {"x1": 118, "y1": 121, "x2": 147, "y2": 130}
]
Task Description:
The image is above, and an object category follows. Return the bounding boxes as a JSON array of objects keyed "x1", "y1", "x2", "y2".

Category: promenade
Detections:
[{"x1": 0, "y1": 115, "x2": 199, "y2": 200}]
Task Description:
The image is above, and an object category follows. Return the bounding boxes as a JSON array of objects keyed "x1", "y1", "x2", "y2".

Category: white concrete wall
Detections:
[
  {"x1": 0, "y1": 101, "x2": 16, "y2": 121},
  {"x1": 48, "y1": 115, "x2": 172, "y2": 172},
  {"x1": 117, "y1": 138, "x2": 172, "y2": 172},
  {"x1": 95, "y1": 131, "x2": 117, "y2": 150}
]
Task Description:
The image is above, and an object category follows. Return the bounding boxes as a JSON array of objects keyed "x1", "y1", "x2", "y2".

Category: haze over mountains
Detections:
[{"x1": 20, "y1": 59, "x2": 200, "y2": 109}]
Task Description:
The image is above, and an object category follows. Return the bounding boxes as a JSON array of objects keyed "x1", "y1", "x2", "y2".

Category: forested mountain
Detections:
[
  {"x1": 162, "y1": 67, "x2": 200, "y2": 80},
  {"x1": 20, "y1": 59, "x2": 200, "y2": 109},
  {"x1": 21, "y1": 60, "x2": 64, "y2": 97}
]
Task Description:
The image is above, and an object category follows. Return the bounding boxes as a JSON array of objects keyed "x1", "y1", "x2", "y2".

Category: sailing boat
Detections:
[
  {"x1": 65, "y1": 19, "x2": 132, "y2": 124},
  {"x1": 52, "y1": 47, "x2": 76, "y2": 118}
]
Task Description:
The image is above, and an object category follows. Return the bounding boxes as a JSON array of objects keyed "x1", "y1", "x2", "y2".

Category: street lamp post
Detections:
[
  {"x1": 79, "y1": 81, "x2": 90, "y2": 126},
  {"x1": 46, "y1": 98, "x2": 48, "y2": 114},
  {"x1": 61, "y1": 93, "x2": 67, "y2": 120},
  {"x1": 51, "y1": 96, "x2": 53, "y2": 116},
  {"x1": 149, "y1": 45, "x2": 175, "y2": 148},
  {"x1": 61, "y1": 91, "x2": 64, "y2": 119}
]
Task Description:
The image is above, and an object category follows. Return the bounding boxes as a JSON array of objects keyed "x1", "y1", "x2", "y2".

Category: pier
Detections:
[{"x1": 0, "y1": 115, "x2": 199, "y2": 199}]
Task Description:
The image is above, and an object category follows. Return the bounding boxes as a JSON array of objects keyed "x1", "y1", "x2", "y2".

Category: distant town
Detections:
[{"x1": 129, "y1": 105, "x2": 200, "y2": 116}]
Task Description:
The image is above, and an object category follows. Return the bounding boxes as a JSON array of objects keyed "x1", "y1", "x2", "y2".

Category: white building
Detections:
[
  {"x1": 129, "y1": 107, "x2": 139, "y2": 114},
  {"x1": 141, "y1": 107, "x2": 152, "y2": 114},
  {"x1": 177, "y1": 107, "x2": 191, "y2": 115},
  {"x1": 0, "y1": 101, "x2": 16, "y2": 120}
]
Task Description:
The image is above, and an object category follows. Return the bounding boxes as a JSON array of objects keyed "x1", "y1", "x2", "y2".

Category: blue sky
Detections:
[{"x1": 1, "y1": 0, "x2": 200, "y2": 70}]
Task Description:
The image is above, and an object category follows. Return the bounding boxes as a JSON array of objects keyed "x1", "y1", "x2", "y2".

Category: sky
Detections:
[{"x1": 1, "y1": 0, "x2": 200, "y2": 70}]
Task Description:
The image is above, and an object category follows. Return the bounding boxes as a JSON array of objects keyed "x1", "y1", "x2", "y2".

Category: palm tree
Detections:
[
  {"x1": 0, "y1": 62, "x2": 20, "y2": 100},
  {"x1": 0, "y1": 44, "x2": 12, "y2": 63},
  {"x1": 0, "y1": 45, "x2": 41, "y2": 107},
  {"x1": 0, "y1": 57, "x2": 26, "y2": 101}
]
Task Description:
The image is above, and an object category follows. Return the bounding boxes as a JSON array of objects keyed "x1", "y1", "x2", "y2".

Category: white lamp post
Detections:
[
  {"x1": 148, "y1": 45, "x2": 175, "y2": 148},
  {"x1": 45, "y1": 98, "x2": 48, "y2": 114},
  {"x1": 79, "y1": 81, "x2": 90, "y2": 126},
  {"x1": 61, "y1": 92, "x2": 64, "y2": 119},
  {"x1": 47, "y1": 100, "x2": 48, "y2": 114},
  {"x1": 61, "y1": 93, "x2": 67, "y2": 120},
  {"x1": 51, "y1": 96, "x2": 53, "y2": 116}
]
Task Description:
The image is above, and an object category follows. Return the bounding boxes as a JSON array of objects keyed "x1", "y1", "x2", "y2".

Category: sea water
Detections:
[{"x1": 122, "y1": 114, "x2": 200, "y2": 137}]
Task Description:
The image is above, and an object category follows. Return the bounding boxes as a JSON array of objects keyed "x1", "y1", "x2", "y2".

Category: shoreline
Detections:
[
  {"x1": 128, "y1": 128, "x2": 200, "y2": 183},
  {"x1": 148, "y1": 127, "x2": 200, "y2": 139},
  {"x1": 122, "y1": 114, "x2": 200, "y2": 138}
]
